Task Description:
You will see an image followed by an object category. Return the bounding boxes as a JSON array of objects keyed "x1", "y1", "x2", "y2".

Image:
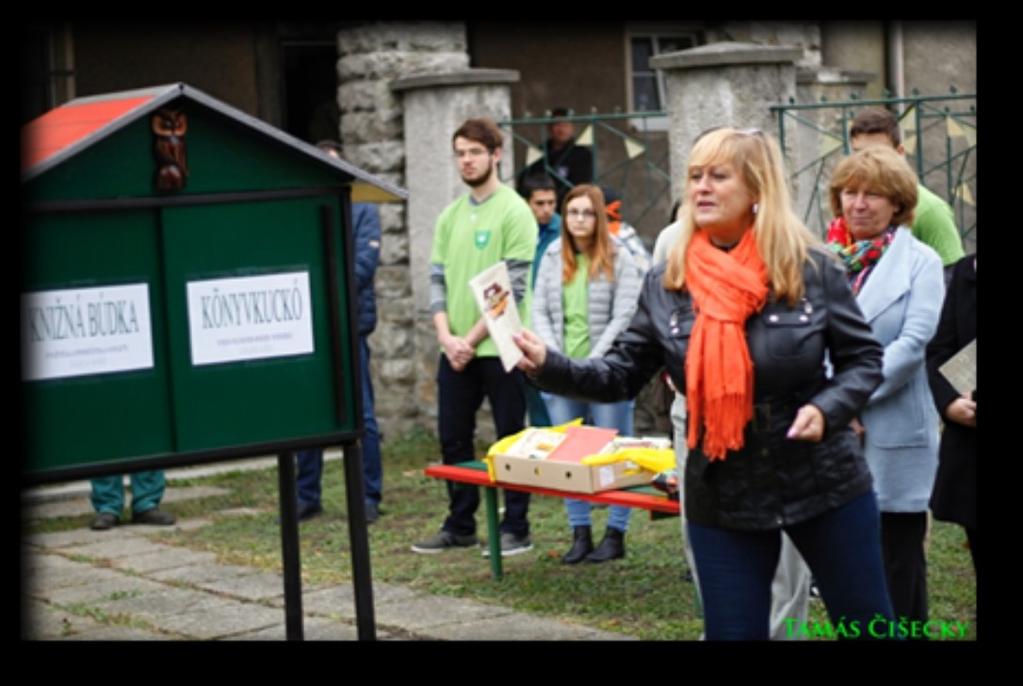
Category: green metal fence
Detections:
[
  {"x1": 771, "y1": 90, "x2": 976, "y2": 249},
  {"x1": 498, "y1": 110, "x2": 674, "y2": 240}
]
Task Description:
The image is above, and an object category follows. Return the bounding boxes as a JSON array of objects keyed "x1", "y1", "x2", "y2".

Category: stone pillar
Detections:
[
  {"x1": 336, "y1": 22, "x2": 469, "y2": 438},
  {"x1": 391, "y1": 69, "x2": 519, "y2": 442},
  {"x1": 651, "y1": 42, "x2": 801, "y2": 203},
  {"x1": 792, "y1": 67, "x2": 875, "y2": 235},
  {"x1": 721, "y1": 22, "x2": 823, "y2": 69}
]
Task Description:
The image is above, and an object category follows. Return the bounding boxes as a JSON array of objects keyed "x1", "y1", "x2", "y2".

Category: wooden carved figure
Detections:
[{"x1": 152, "y1": 109, "x2": 188, "y2": 191}]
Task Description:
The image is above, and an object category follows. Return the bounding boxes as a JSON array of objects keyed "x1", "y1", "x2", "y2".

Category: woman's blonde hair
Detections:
[
  {"x1": 828, "y1": 145, "x2": 918, "y2": 227},
  {"x1": 663, "y1": 127, "x2": 818, "y2": 304},
  {"x1": 561, "y1": 184, "x2": 616, "y2": 284}
]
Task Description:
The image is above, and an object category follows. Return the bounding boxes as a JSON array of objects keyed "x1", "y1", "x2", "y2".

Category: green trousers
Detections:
[{"x1": 90, "y1": 470, "x2": 165, "y2": 516}]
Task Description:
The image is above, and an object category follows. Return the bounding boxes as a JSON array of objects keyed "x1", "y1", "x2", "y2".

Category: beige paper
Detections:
[
  {"x1": 469, "y1": 261, "x2": 524, "y2": 372},
  {"x1": 939, "y1": 338, "x2": 976, "y2": 395}
]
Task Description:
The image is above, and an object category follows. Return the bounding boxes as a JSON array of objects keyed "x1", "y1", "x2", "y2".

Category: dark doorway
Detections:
[{"x1": 280, "y1": 31, "x2": 339, "y2": 144}]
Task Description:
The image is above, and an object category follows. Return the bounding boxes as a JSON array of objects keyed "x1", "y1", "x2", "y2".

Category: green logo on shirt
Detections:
[{"x1": 474, "y1": 229, "x2": 492, "y2": 250}]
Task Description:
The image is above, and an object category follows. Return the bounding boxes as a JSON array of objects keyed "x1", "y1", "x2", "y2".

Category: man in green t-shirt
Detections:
[
  {"x1": 411, "y1": 118, "x2": 538, "y2": 557},
  {"x1": 850, "y1": 107, "x2": 966, "y2": 280}
]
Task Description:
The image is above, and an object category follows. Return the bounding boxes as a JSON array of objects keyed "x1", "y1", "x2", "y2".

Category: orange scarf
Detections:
[
  {"x1": 606, "y1": 199, "x2": 623, "y2": 236},
  {"x1": 684, "y1": 229, "x2": 769, "y2": 460}
]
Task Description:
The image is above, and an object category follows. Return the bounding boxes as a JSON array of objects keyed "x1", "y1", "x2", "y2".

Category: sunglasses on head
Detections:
[{"x1": 694, "y1": 126, "x2": 765, "y2": 143}]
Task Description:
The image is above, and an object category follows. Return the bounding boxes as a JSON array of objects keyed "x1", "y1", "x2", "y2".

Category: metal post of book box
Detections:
[{"x1": 21, "y1": 83, "x2": 406, "y2": 641}]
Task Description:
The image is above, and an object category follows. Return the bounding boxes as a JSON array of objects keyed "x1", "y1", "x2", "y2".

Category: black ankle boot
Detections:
[
  {"x1": 586, "y1": 527, "x2": 625, "y2": 563},
  {"x1": 561, "y1": 525, "x2": 593, "y2": 564}
]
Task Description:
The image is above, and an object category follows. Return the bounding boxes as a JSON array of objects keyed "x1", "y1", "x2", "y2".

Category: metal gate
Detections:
[
  {"x1": 771, "y1": 90, "x2": 976, "y2": 251},
  {"x1": 499, "y1": 110, "x2": 673, "y2": 243}
]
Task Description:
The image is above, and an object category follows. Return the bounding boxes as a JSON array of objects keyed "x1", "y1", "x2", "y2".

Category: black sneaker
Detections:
[
  {"x1": 365, "y1": 502, "x2": 380, "y2": 524},
  {"x1": 296, "y1": 502, "x2": 323, "y2": 522},
  {"x1": 410, "y1": 530, "x2": 479, "y2": 554},
  {"x1": 131, "y1": 509, "x2": 176, "y2": 526},
  {"x1": 481, "y1": 532, "x2": 534, "y2": 557},
  {"x1": 90, "y1": 512, "x2": 120, "y2": 530}
]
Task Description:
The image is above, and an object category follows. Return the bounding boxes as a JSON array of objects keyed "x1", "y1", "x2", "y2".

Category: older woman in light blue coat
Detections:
[{"x1": 828, "y1": 146, "x2": 944, "y2": 630}]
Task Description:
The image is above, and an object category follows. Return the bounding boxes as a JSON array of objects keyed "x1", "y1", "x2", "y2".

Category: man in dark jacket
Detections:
[
  {"x1": 517, "y1": 108, "x2": 593, "y2": 207},
  {"x1": 294, "y1": 141, "x2": 384, "y2": 523}
]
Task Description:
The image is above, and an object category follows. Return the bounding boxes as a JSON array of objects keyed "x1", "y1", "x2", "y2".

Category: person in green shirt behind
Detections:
[
  {"x1": 849, "y1": 107, "x2": 965, "y2": 282},
  {"x1": 411, "y1": 117, "x2": 539, "y2": 557}
]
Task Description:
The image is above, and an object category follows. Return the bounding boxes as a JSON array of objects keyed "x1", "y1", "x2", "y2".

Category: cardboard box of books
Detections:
[{"x1": 492, "y1": 425, "x2": 667, "y2": 494}]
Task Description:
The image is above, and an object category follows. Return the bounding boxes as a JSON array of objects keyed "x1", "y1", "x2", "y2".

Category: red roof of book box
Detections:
[
  {"x1": 20, "y1": 83, "x2": 406, "y2": 202},
  {"x1": 22, "y1": 94, "x2": 157, "y2": 173}
]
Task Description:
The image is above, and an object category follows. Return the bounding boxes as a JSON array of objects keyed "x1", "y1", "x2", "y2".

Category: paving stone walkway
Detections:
[{"x1": 21, "y1": 465, "x2": 636, "y2": 642}]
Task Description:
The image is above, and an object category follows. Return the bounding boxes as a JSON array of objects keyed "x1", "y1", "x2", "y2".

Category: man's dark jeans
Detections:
[{"x1": 437, "y1": 354, "x2": 529, "y2": 537}]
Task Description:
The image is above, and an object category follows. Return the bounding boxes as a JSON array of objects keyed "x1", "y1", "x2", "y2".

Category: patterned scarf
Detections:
[
  {"x1": 826, "y1": 217, "x2": 898, "y2": 295},
  {"x1": 684, "y1": 229, "x2": 769, "y2": 461}
]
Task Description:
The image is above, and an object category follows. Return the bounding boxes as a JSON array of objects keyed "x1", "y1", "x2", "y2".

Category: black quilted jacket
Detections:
[{"x1": 532, "y1": 248, "x2": 884, "y2": 531}]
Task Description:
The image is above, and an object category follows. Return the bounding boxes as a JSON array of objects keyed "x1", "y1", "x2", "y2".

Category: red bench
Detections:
[{"x1": 424, "y1": 460, "x2": 679, "y2": 579}]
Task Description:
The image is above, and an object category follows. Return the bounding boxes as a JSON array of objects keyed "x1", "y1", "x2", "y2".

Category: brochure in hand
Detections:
[
  {"x1": 469, "y1": 261, "x2": 524, "y2": 372},
  {"x1": 938, "y1": 338, "x2": 976, "y2": 396}
]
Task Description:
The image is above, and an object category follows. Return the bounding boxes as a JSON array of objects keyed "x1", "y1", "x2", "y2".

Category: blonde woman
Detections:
[{"x1": 514, "y1": 127, "x2": 895, "y2": 640}]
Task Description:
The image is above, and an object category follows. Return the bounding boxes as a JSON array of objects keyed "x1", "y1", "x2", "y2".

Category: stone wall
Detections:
[
  {"x1": 903, "y1": 22, "x2": 977, "y2": 252},
  {"x1": 335, "y1": 22, "x2": 469, "y2": 438},
  {"x1": 820, "y1": 21, "x2": 887, "y2": 99}
]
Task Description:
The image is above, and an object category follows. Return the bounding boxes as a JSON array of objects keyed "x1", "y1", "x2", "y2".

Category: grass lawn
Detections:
[{"x1": 28, "y1": 428, "x2": 977, "y2": 640}]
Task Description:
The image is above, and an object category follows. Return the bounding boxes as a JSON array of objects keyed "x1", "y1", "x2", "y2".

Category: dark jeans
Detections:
[
  {"x1": 688, "y1": 491, "x2": 895, "y2": 640},
  {"x1": 880, "y1": 511, "x2": 929, "y2": 625},
  {"x1": 437, "y1": 354, "x2": 529, "y2": 537},
  {"x1": 296, "y1": 335, "x2": 382, "y2": 508}
]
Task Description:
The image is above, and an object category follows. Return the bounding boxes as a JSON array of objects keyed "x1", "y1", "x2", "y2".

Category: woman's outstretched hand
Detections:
[{"x1": 513, "y1": 329, "x2": 547, "y2": 375}]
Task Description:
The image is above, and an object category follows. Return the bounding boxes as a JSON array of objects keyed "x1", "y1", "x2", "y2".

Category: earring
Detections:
[{"x1": 752, "y1": 202, "x2": 759, "y2": 215}]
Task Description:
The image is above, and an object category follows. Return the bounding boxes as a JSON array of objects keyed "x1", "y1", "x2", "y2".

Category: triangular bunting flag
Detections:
[
  {"x1": 525, "y1": 144, "x2": 543, "y2": 166},
  {"x1": 957, "y1": 183, "x2": 975, "y2": 206},
  {"x1": 947, "y1": 116, "x2": 966, "y2": 139},
  {"x1": 576, "y1": 125, "x2": 594, "y2": 146},
  {"x1": 898, "y1": 106, "x2": 917, "y2": 151},
  {"x1": 963, "y1": 125, "x2": 977, "y2": 148},
  {"x1": 951, "y1": 118, "x2": 977, "y2": 148},
  {"x1": 903, "y1": 133, "x2": 917, "y2": 155},
  {"x1": 947, "y1": 117, "x2": 977, "y2": 147},
  {"x1": 820, "y1": 132, "x2": 844, "y2": 157},
  {"x1": 624, "y1": 137, "x2": 646, "y2": 159}
]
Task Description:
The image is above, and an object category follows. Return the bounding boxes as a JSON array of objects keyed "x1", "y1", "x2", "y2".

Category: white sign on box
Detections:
[
  {"x1": 22, "y1": 282, "x2": 155, "y2": 381},
  {"x1": 186, "y1": 271, "x2": 315, "y2": 366}
]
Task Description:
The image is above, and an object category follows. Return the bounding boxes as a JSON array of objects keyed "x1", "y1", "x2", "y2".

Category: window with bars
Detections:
[{"x1": 629, "y1": 34, "x2": 699, "y2": 112}]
